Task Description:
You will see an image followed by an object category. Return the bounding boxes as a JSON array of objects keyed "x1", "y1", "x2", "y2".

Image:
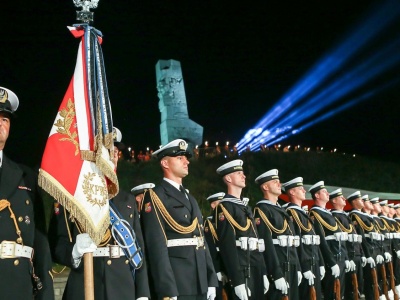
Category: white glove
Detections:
[
  {"x1": 263, "y1": 275, "x2": 270, "y2": 294},
  {"x1": 361, "y1": 256, "x2": 367, "y2": 267},
  {"x1": 320, "y1": 266, "x2": 326, "y2": 280},
  {"x1": 349, "y1": 260, "x2": 357, "y2": 272},
  {"x1": 72, "y1": 233, "x2": 97, "y2": 267},
  {"x1": 169, "y1": 297, "x2": 177, "y2": 300},
  {"x1": 234, "y1": 284, "x2": 250, "y2": 300},
  {"x1": 345, "y1": 260, "x2": 351, "y2": 272},
  {"x1": 303, "y1": 270, "x2": 315, "y2": 286},
  {"x1": 384, "y1": 252, "x2": 392, "y2": 262},
  {"x1": 207, "y1": 287, "x2": 216, "y2": 300},
  {"x1": 390, "y1": 290, "x2": 395, "y2": 300},
  {"x1": 396, "y1": 285, "x2": 400, "y2": 297},
  {"x1": 331, "y1": 264, "x2": 340, "y2": 278},
  {"x1": 136, "y1": 298, "x2": 149, "y2": 300},
  {"x1": 380, "y1": 295, "x2": 387, "y2": 300},
  {"x1": 397, "y1": 250, "x2": 400, "y2": 258},
  {"x1": 274, "y1": 277, "x2": 289, "y2": 295},
  {"x1": 217, "y1": 272, "x2": 228, "y2": 285},
  {"x1": 367, "y1": 257, "x2": 376, "y2": 268},
  {"x1": 297, "y1": 271, "x2": 303, "y2": 286},
  {"x1": 376, "y1": 255, "x2": 385, "y2": 264}
]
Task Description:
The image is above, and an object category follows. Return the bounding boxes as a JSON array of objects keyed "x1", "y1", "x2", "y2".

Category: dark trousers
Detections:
[
  {"x1": 232, "y1": 265, "x2": 266, "y2": 300},
  {"x1": 299, "y1": 263, "x2": 322, "y2": 299},
  {"x1": 322, "y1": 260, "x2": 345, "y2": 300},
  {"x1": 363, "y1": 264, "x2": 377, "y2": 300},
  {"x1": 266, "y1": 263, "x2": 299, "y2": 300},
  {"x1": 344, "y1": 255, "x2": 363, "y2": 299}
]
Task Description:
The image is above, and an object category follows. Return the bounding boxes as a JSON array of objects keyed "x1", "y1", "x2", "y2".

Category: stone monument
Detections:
[{"x1": 156, "y1": 59, "x2": 203, "y2": 149}]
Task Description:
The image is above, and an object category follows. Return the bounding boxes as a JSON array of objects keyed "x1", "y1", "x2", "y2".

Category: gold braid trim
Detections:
[
  {"x1": 288, "y1": 208, "x2": 312, "y2": 232},
  {"x1": 80, "y1": 150, "x2": 96, "y2": 162},
  {"x1": 254, "y1": 206, "x2": 288, "y2": 234},
  {"x1": 310, "y1": 210, "x2": 338, "y2": 231},
  {"x1": 0, "y1": 199, "x2": 23, "y2": 244},
  {"x1": 219, "y1": 204, "x2": 251, "y2": 232},
  {"x1": 335, "y1": 217, "x2": 353, "y2": 233},
  {"x1": 206, "y1": 219, "x2": 219, "y2": 242},
  {"x1": 381, "y1": 218, "x2": 395, "y2": 231},
  {"x1": 352, "y1": 214, "x2": 374, "y2": 231},
  {"x1": 374, "y1": 218, "x2": 386, "y2": 231},
  {"x1": 149, "y1": 189, "x2": 198, "y2": 234}
]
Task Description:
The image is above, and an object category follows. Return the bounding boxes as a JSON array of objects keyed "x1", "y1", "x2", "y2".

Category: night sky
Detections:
[{"x1": 1, "y1": 0, "x2": 400, "y2": 167}]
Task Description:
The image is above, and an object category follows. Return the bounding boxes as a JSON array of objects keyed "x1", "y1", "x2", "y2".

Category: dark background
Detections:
[{"x1": 1, "y1": 0, "x2": 400, "y2": 167}]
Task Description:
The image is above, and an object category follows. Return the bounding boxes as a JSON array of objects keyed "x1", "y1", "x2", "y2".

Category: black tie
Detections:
[{"x1": 179, "y1": 185, "x2": 188, "y2": 199}]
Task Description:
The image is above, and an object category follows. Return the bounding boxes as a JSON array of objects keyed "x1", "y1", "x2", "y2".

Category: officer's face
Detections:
[
  {"x1": 352, "y1": 198, "x2": 364, "y2": 210},
  {"x1": 162, "y1": 155, "x2": 189, "y2": 178},
  {"x1": 0, "y1": 112, "x2": 10, "y2": 150},
  {"x1": 228, "y1": 171, "x2": 246, "y2": 188},
  {"x1": 112, "y1": 146, "x2": 119, "y2": 168},
  {"x1": 373, "y1": 203, "x2": 381, "y2": 214},
  {"x1": 266, "y1": 179, "x2": 281, "y2": 196},
  {"x1": 364, "y1": 201, "x2": 373, "y2": 211},
  {"x1": 316, "y1": 188, "x2": 329, "y2": 202},
  {"x1": 291, "y1": 186, "x2": 306, "y2": 201}
]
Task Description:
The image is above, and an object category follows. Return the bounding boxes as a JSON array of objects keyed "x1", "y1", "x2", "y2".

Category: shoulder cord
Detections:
[
  {"x1": 309, "y1": 210, "x2": 338, "y2": 232},
  {"x1": 206, "y1": 218, "x2": 219, "y2": 242},
  {"x1": 149, "y1": 189, "x2": 198, "y2": 242},
  {"x1": 254, "y1": 206, "x2": 289, "y2": 234},
  {"x1": 374, "y1": 218, "x2": 386, "y2": 231},
  {"x1": 0, "y1": 199, "x2": 23, "y2": 244},
  {"x1": 334, "y1": 217, "x2": 354, "y2": 233},
  {"x1": 381, "y1": 218, "x2": 395, "y2": 231},
  {"x1": 351, "y1": 213, "x2": 375, "y2": 232},
  {"x1": 218, "y1": 203, "x2": 252, "y2": 232},
  {"x1": 288, "y1": 208, "x2": 313, "y2": 233}
]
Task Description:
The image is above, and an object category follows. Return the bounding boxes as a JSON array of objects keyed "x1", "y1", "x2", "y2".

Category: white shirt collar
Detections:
[
  {"x1": 256, "y1": 199, "x2": 280, "y2": 207},
  {"x1": 163, "y1": 177, "x2": 181, "y2": 191}
]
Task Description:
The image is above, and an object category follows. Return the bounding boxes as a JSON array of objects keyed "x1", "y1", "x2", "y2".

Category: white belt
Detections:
[
  {"x1": 167, "y1": 237, "x2": 204, "y2": 248},
  {"x1": 93, "y1": 245, "x2": 125, "y2": 258},
  {"x1": 394, "y1": 233, "x2": 400, "y2": 239},
  {"x1": 348, "y1": 234, "x2": 362, "y2": 243},
  {"x1": 302, "y1": 235, "x2": 320, "y2": 245},
  {"x1": 325, "y1": 235, "x2": 337, "y2": 241},
  {"x1": 235, "y1": 238, "x2": 265, "y2": 252},
  {"x1": 0, "y1": 241, "x2": 33, "y2": 259},
  {"x1": 272, "y1": 235, "x2": 300, "y2": 247},
  {"x1": 385, "y1": 233, "x2": 393, "y2": 239},
  {"x1": 365, "y1": 232, "x2": 380, "y2": 240},
  {"x1": 326, "y1": 232, "x2": 348, "y2": 241}
]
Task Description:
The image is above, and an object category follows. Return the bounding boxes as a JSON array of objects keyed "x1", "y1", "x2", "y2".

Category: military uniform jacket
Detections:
[
  {"x1": 349, "y1": 209, "x2": 376, "y2": 258},
  {"x1": 309, "y1": 205, "x2": 348, "y2": 267},
  {"x1": 373, "y1": 215, "x2": 391, "y2": 254},
  {"x1": 332, "y1": 209, "x2": 363, "y2": 259},
  {"x1": 0, "y1": 154, "x2": 54, "y2": 300},
  {"x1": 141, "y1": 180, "x2": 218, "y2": 297},
  {"x1": 215, "y1": 195, "x2": 266, "y2": 286},
  {"x1": 387, "y1": 217, "x2": 400, "y2": 253},
  {"x1": 380, "y1": 215, "x2": 398, "y2": 253},
  {"x1": 49, "y1": 189, "x2": 150, "y2": 300},
  {"x1": 204, "y1": 214, "x2": 223, "y2": 274},
  {"x1": 286, "y1": 203, "x2": 325, "y2": 272}
]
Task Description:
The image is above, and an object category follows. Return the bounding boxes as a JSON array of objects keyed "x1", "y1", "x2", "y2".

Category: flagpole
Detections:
[{"x1": 73, "y1": 2, "x2": 99, "y2": 300}]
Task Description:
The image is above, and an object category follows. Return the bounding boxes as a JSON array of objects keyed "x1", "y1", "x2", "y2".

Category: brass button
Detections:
[
  {"x1": 25, "y1": 200, "x2": 30, "y2": 205},
  {"x1": 129, "y1": 214, "x2": 133, "y2": 218},
  {"x1": 107, "y1": 260, "x2": 112, "y2": 265},
  {"x1": 125, "y1": 260, "x2": 129, "y2": 265},
  {"x1": 14, "y1": 259, "x2": 19, "y2": 266},
  {"x1": 18, "y1": 216, "x2": 23, "y2": 222}
]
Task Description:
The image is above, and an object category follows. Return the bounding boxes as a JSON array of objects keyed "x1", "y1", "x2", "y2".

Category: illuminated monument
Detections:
[{"x1": 156, "y1": 59, "x2": 203, "y2": 148}]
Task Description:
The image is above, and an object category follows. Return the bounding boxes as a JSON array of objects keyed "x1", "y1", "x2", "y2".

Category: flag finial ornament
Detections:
[{"x1": 73, "y1": 0, "x2": 99, "y2": 23}]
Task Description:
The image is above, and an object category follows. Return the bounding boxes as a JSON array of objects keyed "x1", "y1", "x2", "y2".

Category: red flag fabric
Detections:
[{"x1": 39, "y1": 25, "x2": 118, "y2": 244}]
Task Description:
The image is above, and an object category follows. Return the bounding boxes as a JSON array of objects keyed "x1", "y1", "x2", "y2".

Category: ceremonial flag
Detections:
[{"x1": 39, "y1": 24, "x2": 118, "y2": 244}]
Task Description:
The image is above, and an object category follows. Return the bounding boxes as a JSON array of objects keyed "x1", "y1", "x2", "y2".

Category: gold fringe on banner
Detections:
[{"x1": 38, "y1": 169, "x2": 110, "y2": 245}]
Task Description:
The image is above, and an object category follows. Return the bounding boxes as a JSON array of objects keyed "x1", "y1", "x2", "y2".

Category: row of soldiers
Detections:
[{"x1": 204, "y1": 159, "x2": 400, "y2": 300}]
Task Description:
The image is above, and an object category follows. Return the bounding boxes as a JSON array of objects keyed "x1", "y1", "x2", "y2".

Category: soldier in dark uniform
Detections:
[
  {"x1": 283, "y1": 177, "x2": 325, "y2": 299},
  {"x1": 392, "y1": 204, "x2": 400, "y2": 295},
  {"x1": 348, "y1": 193, "x2": 379, "y2": 300},
  {"x1": 49, "y1": 127, "x2": 150, "y2": 300},
  {"x1": 308, "y1": 181, "x2": 345, "y2": 300},
  {"x1": 0, "y1": 86, "x2": 54, "y2": 300},
  {"x1": 253, "y1": 169, "x2": 302, "y2": 300},
  {"x1": 378, "y1": 200, "x2": 398, "y2": 299},
  {"x1": 214, "y1": 159, "x2": 268, "y2": 300},
  {"x1": 131, "y1": 183, "x2": 155, "y2": 213},
  {"x1": 140, "y1": 139, "x2": 218, "y2": 300},
  {"x1": 203, "y1": 192, "x2": 231, "y2": 300},
  {"x1": 330, "y1": 189, "x2": 362, "y2": 299}
]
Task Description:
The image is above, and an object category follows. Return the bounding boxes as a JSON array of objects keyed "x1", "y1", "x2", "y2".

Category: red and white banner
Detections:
[{"x1": 39, "y1": 26, "x2": 118, "y2": 244}]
